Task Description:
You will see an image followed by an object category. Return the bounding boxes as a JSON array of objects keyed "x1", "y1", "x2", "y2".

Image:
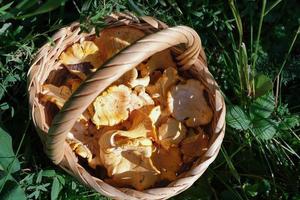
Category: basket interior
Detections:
[{"x1": 34, "y1": 24, "x2": 220, "y2": 192}]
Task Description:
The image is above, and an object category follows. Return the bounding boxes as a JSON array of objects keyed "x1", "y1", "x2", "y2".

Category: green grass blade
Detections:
[
  {"x1": 221, "y1": 147, "x2": 241, "y2": 183},
  {"x1": 15, "y1": 0, "x2": 68, "y2": 19},
  {"x1": 264, "y1": 0, "x2": 282, "y2": 16},
  {"x1": 275, "y1": 25, "x2": 300, "y2": 107},
  {"x1": 228, "y1": 0, "x2": 243, "y2": 46},
  {"x1": 251, "y1": 0, "x2": 266, "y2": 74}
]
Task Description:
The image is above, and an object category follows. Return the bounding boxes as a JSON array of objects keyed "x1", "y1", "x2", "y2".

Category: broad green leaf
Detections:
[
  {"x1": 226, "y1": 105, "x2": 251, "y2": 130},
  {"x1": 254, "y1": 74, "x2": 273, "y2": 98},
  {"x1": 250, "y1": 92, "x2": 275, "y2": 118},
  {"x1": 278, "y1": 116, "x2": 300, "y2": 130},
  {"x1": 252, "y1": 118, "x2": 277, "y2": 140},
  {"x1": 51, "y1": 177, "x2": 63, "y2": 200},
  {"x1": 0, "y1": 180, "x2": 26, "y2": 200},
  {"x1": 0, "y1": 170, "x2": 14, "y2": 188},
  {"x1": 56, "y1": 175, "x2": 65, "y2": 186},
  {"x1": 41, "y1": 170, "x2": 56, "y2": 178},
  {"x1": 0, "y1": 127, "x2": 20, "y2": 173}
]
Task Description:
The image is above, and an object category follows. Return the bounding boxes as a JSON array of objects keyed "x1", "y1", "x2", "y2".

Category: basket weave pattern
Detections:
[{"x1": 27, "y1": 13, "x2": 225, "y2": 200}]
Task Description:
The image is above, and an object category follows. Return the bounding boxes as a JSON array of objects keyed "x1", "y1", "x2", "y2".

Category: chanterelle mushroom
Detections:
[
  {"x1": 181, "y1": 129, "x2": 209, "y2": 163},
  {"x1": 40, "y1": 84, "x2": 72, "y2": 108},
  {"x1": 146, "y1": 67, "x2": 179, "y2": 105},
  {"x1": 92, "y1": 85, "x2": 131, "y2": 127},
  {"x1": 94, "y1": 26, "x2": 145, "y2": 65},
  {"x1": 59, "y1": 41, "x2": 100, "y2": 68},
  {"x1": 117, "y1": 68, "x2": 138, "y2": 86},
  {"x1": 64, "y1": 63, "x2": 94, "y2": 80},
  {"x1": 40, "y1": 84, "x2": 92, "y2": 122},
  {"x1": 117, "y1": 68, "x2": 150, "y2": 88},
  {"x1": 138, "y1": 49, "x2": 177, "y2": 77},
  {"x1": 152, "y1": 146, "x2": 182, "y2": 181},
  {"x1": 66, "y1": 132, "x2": 93, "y2": 163},
  {"x1": 130, "y1": 76, "x2": 150, "y2": 88},
  {"x1": 98, "y1": 123, "x2": 160, "y2": 190},
  {"x1": 65, "y1": 78, "x2": 82, "y2": 92},
  {"x1": 158, "y1": 118, "x2": 187, "y2": 149},
  {"x1": 129, "y1": 105, "x2": 161, "y2": 141},
  {"x1": 167, "y1": 79, "x2": 213, "y2": 127},
  {"x1": 107, "y1": 167, "x2": 159, "y2": 191},
  {"x1": 128, "y1": 86, "x2": 154, "y2": 112}
]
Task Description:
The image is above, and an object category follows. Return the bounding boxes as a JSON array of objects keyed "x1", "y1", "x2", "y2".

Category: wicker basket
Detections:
[{"x1": 27, "y1": 13, "x2": 225, "y2": 200}]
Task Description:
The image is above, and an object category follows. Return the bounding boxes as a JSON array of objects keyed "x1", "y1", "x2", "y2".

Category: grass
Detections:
[{"x1": 0, "y1": 0, "x2": 299, "y2": 199}]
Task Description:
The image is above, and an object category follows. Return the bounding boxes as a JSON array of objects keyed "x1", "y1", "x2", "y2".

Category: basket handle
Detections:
[{"x1": 46, "y1": 25, "x2": 202, "y2": 164}]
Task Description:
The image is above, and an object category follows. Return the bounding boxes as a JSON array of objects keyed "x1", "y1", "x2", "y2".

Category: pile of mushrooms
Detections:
[{"x1": 40, "y1": 27, "x2": 212, "y2": 190}]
